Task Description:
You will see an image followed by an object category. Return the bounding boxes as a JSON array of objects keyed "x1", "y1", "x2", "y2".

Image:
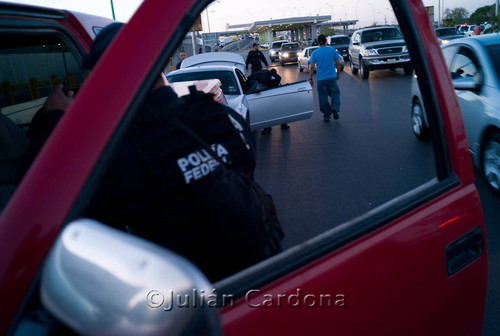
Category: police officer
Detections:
[{"x1": 245, "y1": 43, "x2": 268, "y2": 75}]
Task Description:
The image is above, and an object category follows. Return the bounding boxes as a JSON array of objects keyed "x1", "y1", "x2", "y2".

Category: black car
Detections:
[
  {"x1": 279, "y1": 42, "x2": 300, "y2": 65},
  {"x1": 328, "y1": 35, "x2": 350, "y2": 61},
  {"x1": 435, "y1": 27, "x2": 464, "y2": 44}
]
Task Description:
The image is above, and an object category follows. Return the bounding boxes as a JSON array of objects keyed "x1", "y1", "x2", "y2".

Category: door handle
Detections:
[
  {"x1": 297, "y1": 87, "x2": 307, "y2": 91},
  {"x1": 445, "y1": 227, "x2": 484, "y2": 276}
]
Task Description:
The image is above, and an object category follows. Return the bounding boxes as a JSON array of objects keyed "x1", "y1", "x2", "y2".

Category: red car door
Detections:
[{"x1": 0, "y1": 0, "x2": 486, "y2": 334}]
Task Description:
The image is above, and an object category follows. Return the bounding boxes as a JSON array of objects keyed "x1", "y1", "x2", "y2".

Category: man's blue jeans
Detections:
[{"x1": 317, "y1": 78, "x2": 340, "y2": 119}]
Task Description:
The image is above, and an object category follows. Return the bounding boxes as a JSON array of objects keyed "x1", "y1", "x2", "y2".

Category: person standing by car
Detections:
[
  {"x1": 246, "y1": 43, "x2": 268, "y2": 75},
  {"x1": 176, "y1": 51, "x2": 187, "y2": 69},
  {"x1": 308, "y1": 34, "x2": 342, "y2": 122},
  {"x1": 473, "y1": 23, "x2": 483, "y2": 35}
]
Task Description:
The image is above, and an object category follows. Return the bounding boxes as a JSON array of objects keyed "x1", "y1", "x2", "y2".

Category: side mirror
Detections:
[
  {"x1": 41, "y1": 219, "x2": 222, "y2": 336},
  {"x1": 452, "y1": 76, "x2": 477, "y2": 90},
  {"x1": 352, "y1": 41, "x2": 360, "y2": 46}
]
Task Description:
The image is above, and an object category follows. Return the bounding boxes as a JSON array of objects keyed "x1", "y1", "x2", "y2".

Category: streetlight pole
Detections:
[
  {"x1": 377, "y1": 12, "x2": 387, "y2": 25},
  {"x1": 110, "y1": 0, "x2": 116, "y2": 20},
  {"x1": 325, "y1": 3, "x2": 334, "y2": 21},
  {"x1": 205, "y1": 9, "x2": 212, "y2": 33},
  {"x1": 368, "y1": 3, "x2": 375, "y2": 25},
  {"x1": 355, "y1": 0, "x2": 362, "y2": 28}
]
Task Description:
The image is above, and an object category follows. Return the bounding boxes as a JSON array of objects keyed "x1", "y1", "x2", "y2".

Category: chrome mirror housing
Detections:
[{"x1": 40, "y1": 219, "x2": 222, "y2": 336}]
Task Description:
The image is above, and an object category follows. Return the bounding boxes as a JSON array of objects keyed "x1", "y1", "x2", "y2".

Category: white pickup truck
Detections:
[{"x1": 166, "y1": 52, "x2": 314, "y2": 130}]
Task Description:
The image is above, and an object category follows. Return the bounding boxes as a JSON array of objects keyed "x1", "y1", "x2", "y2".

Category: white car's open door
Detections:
[{"x1": 246, "y1": 80, "x2": 314, "y2": 130}]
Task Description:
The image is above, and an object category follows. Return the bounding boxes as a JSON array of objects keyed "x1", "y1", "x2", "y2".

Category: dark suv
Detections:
[
  {"x1": 349, "y1": 26, "x2": 412, "y2": 79},
  {"x1": 269, "y1": 40, "x2": 287, "y2": 62},
  {"x1": 279, "y1": 42, "x2": 300, "y2": 65},
  {"x1": 328, "y1": 35, "x2": 350, "y2": 61}
]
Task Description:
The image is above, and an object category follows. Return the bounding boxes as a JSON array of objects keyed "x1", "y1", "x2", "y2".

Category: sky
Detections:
[{"x1": 3, "y1": 0, "x2": 495, "y2": 32}]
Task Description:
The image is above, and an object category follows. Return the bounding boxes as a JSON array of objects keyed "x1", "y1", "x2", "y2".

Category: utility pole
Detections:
[{"x1": 110, "y1": 0, "x2": 116, "y2": 20}]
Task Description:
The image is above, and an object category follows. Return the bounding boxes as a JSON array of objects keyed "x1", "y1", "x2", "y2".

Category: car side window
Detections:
[
  {"x1": 0, "y1": 33, "x2": 86, "y2": 212},
  {"x1": 449, "y1": 46, "x2": 482, "y2": 87},
  {"x1": 235, "y1": 69, "x2": 248, "y2": 93},
  {"x1": 1, "y1": 35, "x2": 86, "y2": 127},
  {"x1": 352, "y1": 33, "x2": 359, "y2": 44}
]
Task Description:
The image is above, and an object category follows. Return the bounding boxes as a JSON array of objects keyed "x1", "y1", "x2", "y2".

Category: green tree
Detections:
[
  {"x1": 442, "y1": 7, "x2": 470, "y2": 26},
  {"x1": 469, "y1": 5, "x2": 495, "y2": 23},
  {"x1": 320, "y1": 27, "x2": 336, "y2": 36}
]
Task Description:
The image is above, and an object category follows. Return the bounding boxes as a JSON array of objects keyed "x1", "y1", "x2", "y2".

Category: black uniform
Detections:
[{"x1": 245, "y1": 49, "x2": 268, "y2": 73}]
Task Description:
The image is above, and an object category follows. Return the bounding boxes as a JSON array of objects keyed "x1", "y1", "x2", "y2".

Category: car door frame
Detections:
[{"x1": 349, "y1": 31, "x2": 361, "y2": 67}]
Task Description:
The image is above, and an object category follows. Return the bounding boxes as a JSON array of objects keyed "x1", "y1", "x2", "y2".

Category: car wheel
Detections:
[
  {"x1": 299, "y1": 62, "x2": 303, "y2": 72},
  {"x1": 481, "y1": 132, "x2": 500, "y2": 197},
  {"x1": 350, "y1": 56, "x2": 358, "y2": 74},
  {"x1": 411, "y1": 97, "x2": 430, "y2": 141},
  {"x1": 360, "y1": 58, "x2": 369, "y2": 79},
  {"x1": 280, "y1": 60, "x2": 284, "y2": 66},
  {"x1": 340, "y1": 65, "x2": 344, "y2": 72},
  {"x1": 404, "y1": 64, "x2": 414, "y2": 75}
]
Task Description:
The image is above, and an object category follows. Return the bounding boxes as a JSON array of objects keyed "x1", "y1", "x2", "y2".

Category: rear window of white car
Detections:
[{"x1": 167, "y1": 70, "x2": 240, "y2": 95}]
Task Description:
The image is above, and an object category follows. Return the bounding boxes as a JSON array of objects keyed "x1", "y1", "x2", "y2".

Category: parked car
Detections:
[
  {"x1": 167, "y1": 52, "x2": 313, "y2": 130},
  {"x1": 0, "y1": 1, "x2": 487, "y2": 335},
  {"x1": 435, "y1": 27, "x2": 464, "y2": 44},
  {"x1": 298, "y1": 46, "x2": 318, "y2": 72},
  {"x1": 457, "y1": 24, "x2": 486, "y2": 37},
  {"x1": 349, "y1": 26, "x2": 413, "y2": 79},
  {"x1": 327, "y1": 35, "x2": 351, "y2": 61},
  {"x1": 261, "y1": 42, "x2": 269, "y2": 49},
  {"x1": 269, "y1": 40, "x2": 287, "y2": 62},
  {"x1": 410, "y1": 34, "x2": 500, "y2": 196},
  {"x1": 278, "y1": 42, "x2": 300, "y2": 66}
]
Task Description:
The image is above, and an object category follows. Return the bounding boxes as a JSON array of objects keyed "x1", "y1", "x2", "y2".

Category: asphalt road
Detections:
[{"x1": 234, "y1": 48, "x2": 499, "y2": 336}]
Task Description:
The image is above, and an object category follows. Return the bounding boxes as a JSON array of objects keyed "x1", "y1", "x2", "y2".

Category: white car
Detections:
[
  {"x1": 298, "y1": 46, "x2": 318, "y2": 72},
  {"x1": 410, "y1": 34, "x2": 500, "y2": 195},
  {"x1": 167, "y1": 52, "x2": 313, "y2": 130}
]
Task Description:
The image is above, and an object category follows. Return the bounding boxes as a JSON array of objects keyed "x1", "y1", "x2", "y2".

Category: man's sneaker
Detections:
[
  {"x1": 262, "y1": 127, "x2": 272, "y2": 134},
  {"x1": 280, "y1": 124, "x2": 290, "y2": 130},
  {"x1": 332, "y1": 110, "x2": 339, "y2": 120},
  {"x1": 323, "y1": 117, "x2": 331, "y2": 122}
]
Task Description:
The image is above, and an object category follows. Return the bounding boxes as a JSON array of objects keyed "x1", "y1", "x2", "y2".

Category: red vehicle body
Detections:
[{"x1": 0, "y1": 0, "x2": 487, "y2": 334}]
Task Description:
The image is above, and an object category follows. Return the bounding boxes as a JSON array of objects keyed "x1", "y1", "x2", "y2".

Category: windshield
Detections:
[
  {"x1": 272, "y1": 41, "x2": 286, "y2": 49},
  {"x1": 436, "y1": 28, "x2": 460, "y2": 37},
  {"x1": 486, "y1": 44, "x2": 500, "y2": 84},
  {"x1": 330, "y1": 37, "x2": 350, "y2": 45},
  {"x1": 167, "y1": 70, "x2": 240, "y2": 95},
  {"x1": 361, "y1": 28, "x2": 403, "y2": 43},
  {"x1": 282, "y1": 43, "x2": 300, "y2": 51}
]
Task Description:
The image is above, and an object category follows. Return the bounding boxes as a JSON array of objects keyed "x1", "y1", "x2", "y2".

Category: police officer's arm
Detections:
[
  {"x1": 259, "y1": 51, "x2": 268, "y2": 67},
  {"x1": 245, "y1": 51, "x2": 251, "y2": 70}
]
